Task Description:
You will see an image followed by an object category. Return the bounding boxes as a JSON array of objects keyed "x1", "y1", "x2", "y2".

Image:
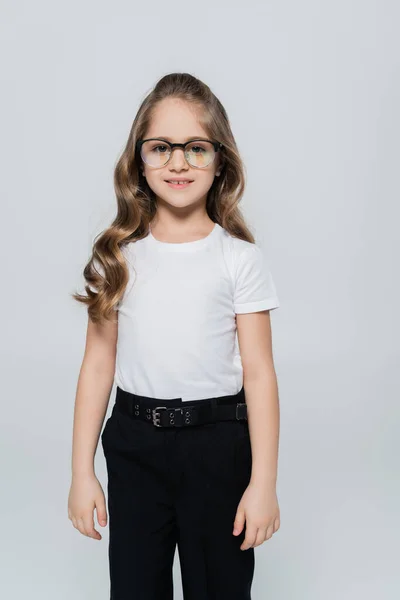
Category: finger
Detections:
[
  {"x1": 76, "y1": 517, "x2": 87, "y2": 536},
  {"x1": 240, "y1": 524, "x2": 257, "y2": 550},
  {"x1": 265, "y1": 524, "x2": 275, "y2": 540},
  {"x1": 233, "y1": 508, "x2": 246, "y2": 535},
  {"x1": 96, "y1": 498, "x2": 108, "y2": 527},
  {"x1": 253, "y1": 528, "x2": 268, "y2": 547},
  {"x1": 83, "y1": 514, "x2": 101, "y2": 539},
  {"x1": 273, "y1": 516, "x2": 280, "y2": 532}
]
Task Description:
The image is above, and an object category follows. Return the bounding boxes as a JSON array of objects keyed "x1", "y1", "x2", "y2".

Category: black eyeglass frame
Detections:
[{"x1": 136, "y1": 138, "x2": 224, "y2": 168}]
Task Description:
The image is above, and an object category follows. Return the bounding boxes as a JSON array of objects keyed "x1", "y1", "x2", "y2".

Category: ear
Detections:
[{"x1": 215, "y1": 160, "x2": 225, "y2": 177}]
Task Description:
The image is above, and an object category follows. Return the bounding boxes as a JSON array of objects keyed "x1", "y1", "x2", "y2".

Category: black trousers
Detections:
[{"x1": 101, "y1": 386, "x2": 255, "y2": 600}]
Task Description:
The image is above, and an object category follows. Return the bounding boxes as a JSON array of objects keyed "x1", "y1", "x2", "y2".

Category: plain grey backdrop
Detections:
[{"x1": 1, "y1": 1, "x2": 398, "y2": 598}]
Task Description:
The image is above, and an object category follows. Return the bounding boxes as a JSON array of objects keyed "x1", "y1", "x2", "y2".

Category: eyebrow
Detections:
[{"x1": 149, "y1": 136, "x2": 210, "y2": 142}]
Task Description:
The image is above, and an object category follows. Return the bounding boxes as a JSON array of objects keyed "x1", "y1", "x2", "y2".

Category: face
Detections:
[{"x1": 139, "y1": 98, "x2": 223, "y2": 210}]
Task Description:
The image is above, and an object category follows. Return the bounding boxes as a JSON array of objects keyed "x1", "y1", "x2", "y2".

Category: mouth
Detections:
[{"x1": 165, "y1": 179, "x2": 194, "y2": 189}]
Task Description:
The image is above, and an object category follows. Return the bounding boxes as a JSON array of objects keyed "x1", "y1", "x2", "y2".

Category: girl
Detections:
[{"x1": 68, "y1": 72, "x2": 281, "y2": 600}]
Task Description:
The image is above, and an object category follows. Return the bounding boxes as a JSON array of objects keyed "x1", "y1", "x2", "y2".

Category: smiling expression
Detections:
[{"x1": 140, "y1": 98, "x2": 222, "y2": 209}]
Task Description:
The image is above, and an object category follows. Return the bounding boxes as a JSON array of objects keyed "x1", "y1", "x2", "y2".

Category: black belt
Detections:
[{"x1": 115, "y1": 385, "x2": 248, "y2": 428}]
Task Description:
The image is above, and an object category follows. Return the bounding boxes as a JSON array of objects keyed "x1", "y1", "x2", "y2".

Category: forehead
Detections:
[{"x1": 145, "y1": 98, "x2": 209, "y2": 141}]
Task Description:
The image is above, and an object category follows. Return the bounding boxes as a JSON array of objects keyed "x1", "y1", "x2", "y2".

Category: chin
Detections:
[
  {"x1": 164, "y1": 197, "x2": 198, "y2": 209},
  {"x1": 154, "y1": 192, "x2": 200, "y2": 207}
]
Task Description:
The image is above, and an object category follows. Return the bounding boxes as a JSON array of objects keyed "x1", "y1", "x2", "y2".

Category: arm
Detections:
[
  {"x1": 233, "y1": 309, "x2": 280, "y2": 548},
  {"x1": 71, "y1": 315, "x2": 118, "y2": 476},
  {"x1": 237, "y1": 309, "x2": 279, "y2": 486},
  {"x1": 68, "y1": 314, "x2": 118, "y2": 540}
]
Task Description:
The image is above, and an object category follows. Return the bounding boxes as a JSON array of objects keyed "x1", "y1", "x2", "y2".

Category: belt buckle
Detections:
[
  {"x1": 152, "y1": 406, "x2": 192, "y2": 427},
  {"x1": 152, "y1": 406, "x2": 167, "y2": 427},
  {"x1": 236, "y1": 403, "x2": 247, "y2": 420}
]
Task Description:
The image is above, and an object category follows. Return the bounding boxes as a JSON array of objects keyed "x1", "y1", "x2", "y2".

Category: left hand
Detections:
[{"x1": 232, "y1": 482, "x2": 280, "y2": 550}]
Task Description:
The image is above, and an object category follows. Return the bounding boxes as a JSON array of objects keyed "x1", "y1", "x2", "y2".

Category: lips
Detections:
[
  {"x1": 165, "y1": 180, "x2": 194, "y2": 183},
  {"x1": 165, "y1": 179, "x2": 194, "y2": 189}
]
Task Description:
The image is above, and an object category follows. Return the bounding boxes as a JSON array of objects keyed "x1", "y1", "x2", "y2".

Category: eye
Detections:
[
  {"x1": 190, "y1": 145, "x2": 206, "y2": 154},
  {"x1": 153, "y1": 145, "x2": 169, "y2": 154}
]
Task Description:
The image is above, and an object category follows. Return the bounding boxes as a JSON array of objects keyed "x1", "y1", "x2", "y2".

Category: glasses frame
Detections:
[{"x1": 136, "y1": 138, "x2": 224, "y2": 169}]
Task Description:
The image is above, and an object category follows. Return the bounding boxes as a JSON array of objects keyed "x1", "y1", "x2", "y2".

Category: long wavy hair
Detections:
[{"x1": 72, "y1": 72, "x2": 256, "y2": 324}]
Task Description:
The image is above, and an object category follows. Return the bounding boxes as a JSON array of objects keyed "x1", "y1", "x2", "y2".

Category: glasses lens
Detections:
[
  {"x1": 185, "y1": 141, "x2": 215, "y2": 168},
  {"x1": 141, "y1": 140, "x2": 171, "y2": 167},
  {"x1": 140, "y1": 140, "x2": 216, "y2": 168}
]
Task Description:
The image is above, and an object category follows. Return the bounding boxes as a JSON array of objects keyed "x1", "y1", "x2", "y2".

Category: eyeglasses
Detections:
[{"x1": 136, "y1": 138, "x2": 223, "y2": 169}]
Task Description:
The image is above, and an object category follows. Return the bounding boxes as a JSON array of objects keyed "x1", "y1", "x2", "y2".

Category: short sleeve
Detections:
[{"x1": 234, "y1": 244, "x2": 280, "y2": 314}]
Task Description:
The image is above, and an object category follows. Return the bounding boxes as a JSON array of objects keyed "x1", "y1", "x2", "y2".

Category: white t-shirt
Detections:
[{"x1": 91, "y1": 222, "x2": 280, "y2": 401}]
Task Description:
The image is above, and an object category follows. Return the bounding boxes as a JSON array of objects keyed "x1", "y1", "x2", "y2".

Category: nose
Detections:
[{"x1": 168, "y1": 147, "x2": 188, "y2": 171}]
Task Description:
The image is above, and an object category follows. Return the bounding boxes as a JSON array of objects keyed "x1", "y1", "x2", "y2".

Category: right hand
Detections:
[{"x1": 68, "y1": 473, "x2": 107, "y2": 540}]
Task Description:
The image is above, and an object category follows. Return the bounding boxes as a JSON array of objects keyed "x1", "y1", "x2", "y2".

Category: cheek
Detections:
[
  {"x1": 195, "y1": 171, "x2": 217, "y2": 189},
  {"x1": 143, "y1": 170, "x2": 162, "y2": 191}
]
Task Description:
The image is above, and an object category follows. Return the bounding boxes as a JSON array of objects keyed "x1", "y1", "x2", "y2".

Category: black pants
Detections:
[{"x1": 101, "y1": 386, "x2": 255, "y2": 600}]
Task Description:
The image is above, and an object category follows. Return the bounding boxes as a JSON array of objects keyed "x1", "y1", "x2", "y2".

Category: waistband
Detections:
[{"x1": 115, "y1": 385, "x2": 247, "y2": 427}]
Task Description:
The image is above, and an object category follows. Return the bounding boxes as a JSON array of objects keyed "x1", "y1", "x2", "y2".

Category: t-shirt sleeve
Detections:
[{"x1": 234, "y1": 244, "x2": 280, "y2": 314}]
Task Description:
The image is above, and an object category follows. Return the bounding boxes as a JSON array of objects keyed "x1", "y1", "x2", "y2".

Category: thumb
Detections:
[
  {"x1": 96, "y1": 498, "x2": 108, "y2": 527},
  {"x1": 233, "y1": 508, "x2": 245, "y2": 535}
]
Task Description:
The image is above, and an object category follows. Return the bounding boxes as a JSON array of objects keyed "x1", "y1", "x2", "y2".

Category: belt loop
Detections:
[{"x1": 210, "y1": 398, "x2": 217, "y2": 420}]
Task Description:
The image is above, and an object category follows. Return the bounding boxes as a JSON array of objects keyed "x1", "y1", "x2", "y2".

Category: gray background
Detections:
[{"x1": 1, "y1": 1, "x2": 398, "y2": 598}]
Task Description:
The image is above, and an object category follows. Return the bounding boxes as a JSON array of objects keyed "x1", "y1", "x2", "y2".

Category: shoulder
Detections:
[
  {"x1": 218, "y1": 226, "x2": 280, "y2": 313},
  {"x1": 219, "y1": 226, "x2": 264, "y2": 272},
  {"x1": 219, "y1": 224, "x2": 258, "y2": 252}
]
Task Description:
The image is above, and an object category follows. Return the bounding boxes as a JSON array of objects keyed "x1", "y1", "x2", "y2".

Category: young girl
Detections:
[{"x1": 68, "y1": 72, "x2": 281, "y2": 600}]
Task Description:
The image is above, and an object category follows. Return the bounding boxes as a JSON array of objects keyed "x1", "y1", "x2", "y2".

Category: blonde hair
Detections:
[{"x1": 72, "y1": 72, "x2": 256, "y2": 324}]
